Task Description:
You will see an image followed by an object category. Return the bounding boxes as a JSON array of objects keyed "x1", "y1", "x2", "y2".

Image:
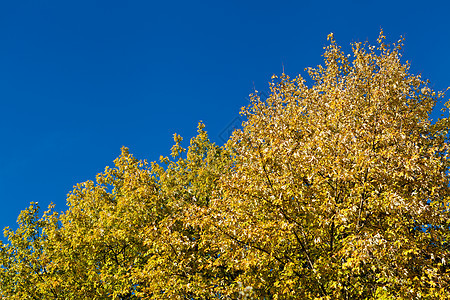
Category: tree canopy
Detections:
[{"x1": 1, "y1": 31, "x2": 450, "y2": 299}]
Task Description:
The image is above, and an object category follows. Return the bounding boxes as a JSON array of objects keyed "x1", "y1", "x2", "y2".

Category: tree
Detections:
[
  {"x1": 1, "y1": 31, "x2": 449, "y2": 299},
  {"x1": 0, "y1": 203, "x2": 61, "y2": 299},
  {"x1": 1, "y1": 124, "x2": 236, "y2": 299},
  {"x1": 210, "y1": 31, "x2": 450, "y2": 299}
]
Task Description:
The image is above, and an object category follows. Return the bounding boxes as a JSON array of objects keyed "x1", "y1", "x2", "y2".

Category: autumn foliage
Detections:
[{"x1": 1, "y1": 31, "x2": 450, "y2": 299}]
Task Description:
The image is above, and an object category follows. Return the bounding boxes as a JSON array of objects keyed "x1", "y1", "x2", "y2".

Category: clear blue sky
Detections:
[{"x1": 1, "y1": 0, "x2": 449, "y2": 233}]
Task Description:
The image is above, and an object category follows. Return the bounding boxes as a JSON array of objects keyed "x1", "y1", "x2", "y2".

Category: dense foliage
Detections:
[{"x1": 1, "y1": 31, "x2": 450, "y2": 299}]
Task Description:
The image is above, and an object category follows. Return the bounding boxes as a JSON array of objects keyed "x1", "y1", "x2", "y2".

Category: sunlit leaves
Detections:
[
  {"x1": 213, "y1": 30, "x2": 450, "y2": 299},
  {"x1": 1, "y1": 32, "x2": 450, "y2": 299}
]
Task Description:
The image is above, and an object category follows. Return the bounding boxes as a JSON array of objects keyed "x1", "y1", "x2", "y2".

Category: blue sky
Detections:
[{"x1": 1, "y1": 0, "x2": 449, "y2": 233}]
